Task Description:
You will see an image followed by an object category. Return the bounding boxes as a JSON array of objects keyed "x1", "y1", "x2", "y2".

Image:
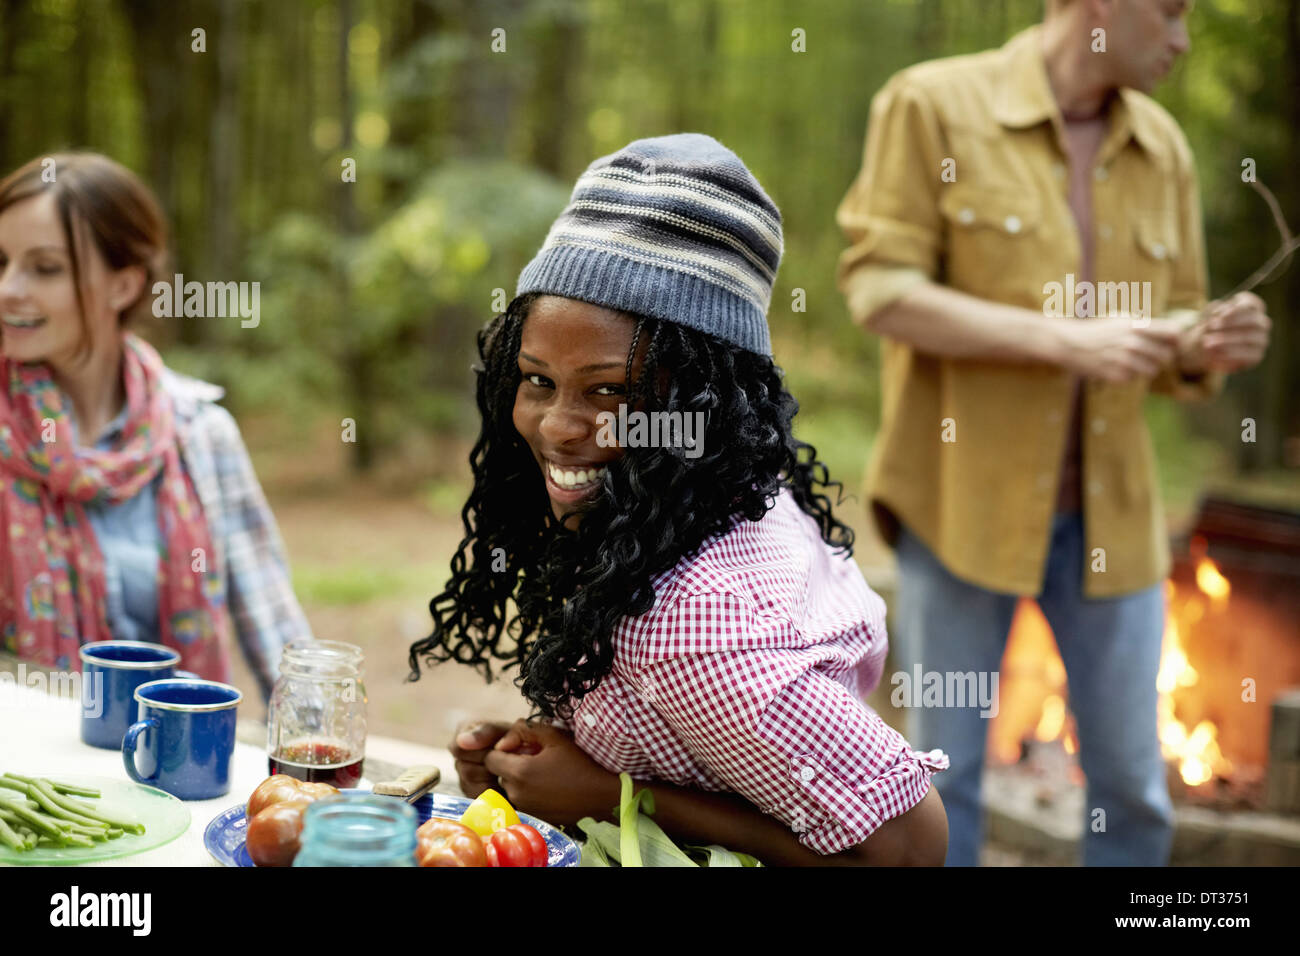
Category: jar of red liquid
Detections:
[{"x1": 267, "y1": 641, "x2": 367, "y2": 788}]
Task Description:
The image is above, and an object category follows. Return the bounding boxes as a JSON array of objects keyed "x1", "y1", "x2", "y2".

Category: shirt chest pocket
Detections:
[{"x1": 939, "y1": 185, "x2": 1046, "y2": 307}]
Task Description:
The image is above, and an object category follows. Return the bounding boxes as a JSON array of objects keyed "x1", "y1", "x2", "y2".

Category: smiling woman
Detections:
[
  {"x1": 409, "y1": 133, "x2": 949, "y2": 865},
  {"x1": 0, "y1": 153, "x2": 311, "y2": 698}
]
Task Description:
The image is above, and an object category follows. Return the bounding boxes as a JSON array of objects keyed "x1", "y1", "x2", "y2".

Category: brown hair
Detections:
[{"x1": 0, "y1": 152, "x2": 168, "y2": 357}]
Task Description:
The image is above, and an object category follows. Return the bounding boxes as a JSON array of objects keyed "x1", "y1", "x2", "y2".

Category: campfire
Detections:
[{"x1": 990, "y1": 497, "x2": 1300, "y2": 814}]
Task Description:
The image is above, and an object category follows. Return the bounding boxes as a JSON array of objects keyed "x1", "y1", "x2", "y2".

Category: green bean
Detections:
[
  {"x1": 12, "y1": 800, "x2": 81, "y2": 832},
  {"x1": 0, "y1": 816, "x2": 25, "y2": 851},
  {"x1": 0, "y1": 798, "x2": 63, "y2": 837},
  {"x1": 46, "y1": 780, "x2": 101, "y2": 799},
  {"x1": 23, "y1": 782, "x2": 106, "y2": 830},
  {"x1": 1, "y1": 774, "x2": 145, "y2": 848},
  {"x1": 35, "y1": 832, "x2": 94, "y2": 849},
  {"x1": 34, "y1": 782, "x2": 144, "y2": 834},
  {"x1": 1, "y1": 772, "x2": 40, "y2": 786},
  {"x1": 63, "y1": 822, "x2": 110, "y2": 839},
  {"x1": 2, "y1": 773, "x2": 100, "y2": 799},
  {"x1": 7, "y1": 798, "x2": 75, "y2": 831}
]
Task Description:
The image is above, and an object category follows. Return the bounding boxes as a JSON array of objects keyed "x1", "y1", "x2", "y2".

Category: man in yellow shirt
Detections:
[{"x1": 836, "y1": 0, "x2": 1272, "y2": 865}]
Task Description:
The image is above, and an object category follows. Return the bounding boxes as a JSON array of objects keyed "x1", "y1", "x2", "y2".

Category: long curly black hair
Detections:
[{"x1": 407, "y1": 292, "x2": 855, "y2": 721}]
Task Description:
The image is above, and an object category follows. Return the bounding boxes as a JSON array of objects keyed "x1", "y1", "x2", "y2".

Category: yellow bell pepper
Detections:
[{"x1": 459, "y1": 788, "x2": 520, "y2": 837}]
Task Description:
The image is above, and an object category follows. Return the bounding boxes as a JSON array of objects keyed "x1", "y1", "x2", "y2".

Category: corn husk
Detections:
[{"x1": 573, "y1": 773, "x2": 762, "y2": 867}]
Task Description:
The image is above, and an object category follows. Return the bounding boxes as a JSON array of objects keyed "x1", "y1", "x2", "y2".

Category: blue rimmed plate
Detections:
[{"x1": 204, "y1": 790, "x2": 581, "y2": 867}]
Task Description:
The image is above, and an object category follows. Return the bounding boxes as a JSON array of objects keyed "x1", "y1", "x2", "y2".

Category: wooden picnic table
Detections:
[{"x1": 0, "y1": 653, "x2": 464, "y2": 866}]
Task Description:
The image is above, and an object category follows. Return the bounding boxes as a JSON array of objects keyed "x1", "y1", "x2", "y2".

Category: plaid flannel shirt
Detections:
[
  {"x1": 164, "y1": 368, "x2": 313, "y2": 699},
  {"x1": 559, "y1": 487, "x2": 949, "y2": 856}
]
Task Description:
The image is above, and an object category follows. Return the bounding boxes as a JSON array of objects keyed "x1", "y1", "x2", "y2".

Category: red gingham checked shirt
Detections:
[{"x1": 558, "y1": 486, "x2": 949, "y2": 856}]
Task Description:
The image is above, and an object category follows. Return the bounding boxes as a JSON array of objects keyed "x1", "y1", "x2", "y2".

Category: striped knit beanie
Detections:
[{"x1": 515, "y1": 133, "x2": 782, "y2": 357}]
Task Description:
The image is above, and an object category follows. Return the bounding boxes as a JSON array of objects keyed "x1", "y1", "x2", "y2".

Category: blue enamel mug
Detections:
[
  {"x1": 122, "y1": 679, "x2": 242, "y2": 800},
  {"x1": 79, "y1": 641, "x2": 198, "y2": 750}
]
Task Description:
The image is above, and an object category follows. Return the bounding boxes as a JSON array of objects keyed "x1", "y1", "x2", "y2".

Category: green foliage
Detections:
[
  {"x1": 226, "y1": 161, "x2": 570, "y2": 455},
  {"x1": 3, "y1": 0, "x2": 1292, "y2": 487},
  {"x1": 293, "y1": 561, "x2": 441, "y2": 607}
]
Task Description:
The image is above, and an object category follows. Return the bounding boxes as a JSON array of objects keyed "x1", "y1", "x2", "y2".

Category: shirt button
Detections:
[
  {"x1": 1094, "y1": 166, "x2": 1109, "y2": 182},
  {"x1": 1092, "y1": 417, "x2": 1107, "y2": 435},
  {"x1": 958, "y1": 207, "x2": 975, "y2": 225},
  {"x1": 1004, "y1": 215, "x2": 1022, "y2": 234},
  {"x1": 1047, "y1": 409, "x2": 1063, "y2": 425},
  {"x1": 1098, "y1": 223, "x2": 1114, "y2": 241},
  {"x1": 1089, "y1": 480, "x2": 1103, "y2": 496},
  {"x1": 799, "y1": 766, "x2": 816, "y2": 783},
  {"x1": 1037, "y1": 473, "x2": 1052, "y2": 492},
  {"x1": 1052, "y1": 162, "x2": 1066, "y2": 180},
  {"x1": 583, "y1": 713, "x2": 597, "y2": 727},
  {"x1": 1150, "y1": 242, "x2": 1167, "y2": 260}
]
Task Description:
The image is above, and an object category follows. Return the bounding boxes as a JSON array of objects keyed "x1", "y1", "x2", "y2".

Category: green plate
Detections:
[{"x1": 0, "y1": 773, "x2": 191, "y2": 866}]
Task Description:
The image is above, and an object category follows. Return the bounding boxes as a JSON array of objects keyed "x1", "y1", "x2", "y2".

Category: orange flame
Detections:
[
  {"x1": 991, "y1": 550, "x2": 1236, "y2": 790},
  {"x1": 1195, "y1": 557, "x2": 1231, "y2": 608},
  {"x1": 1155, "y1": 555, "x2": 1235, "y2": 786}
]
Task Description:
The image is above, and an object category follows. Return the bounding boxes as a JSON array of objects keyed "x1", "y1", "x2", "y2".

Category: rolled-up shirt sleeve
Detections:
[{"x1": 637, "y1": 590, "x2": 948, "y2": 856}]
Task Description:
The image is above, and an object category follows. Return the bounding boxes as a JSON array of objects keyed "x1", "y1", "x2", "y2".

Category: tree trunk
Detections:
[
  {"x1": 381, "y1": 0, "x2": 444, "y2": 205},
  {"x1": 336, "y1": 0, "x2": 373, "y2": 472},
  {"x1": 121, "y1": 0, "x2": 184, "y2": 235},
  {"x1": 69, "y1": 0, "x2": 91, "y2": 146},
  {"x1": 198, "y1": 0, "x2": 243, "y2": 347},
  {"x1": 0, "y1": 0, "x2": 28, "y2": 171},
  {"x1": 525, "y1": 0, "x2": 582, "y2": 177}
]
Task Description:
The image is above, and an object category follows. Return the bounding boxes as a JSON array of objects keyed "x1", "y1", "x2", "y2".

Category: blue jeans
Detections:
[{"x1": 892, "y1": 512, "x2": 1173, "y2": 866}]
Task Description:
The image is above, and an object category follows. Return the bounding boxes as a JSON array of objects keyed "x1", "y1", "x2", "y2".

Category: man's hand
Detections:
[
  {"x1": 1054, "y1": 316, "x2": 1184, "y2": 382},
  {"x1": 483, "y1": 719, "x2": 621, "y2": 829},
  {"x1": 1175, "y1": 292, "x2": 1272, "y2": 375}
]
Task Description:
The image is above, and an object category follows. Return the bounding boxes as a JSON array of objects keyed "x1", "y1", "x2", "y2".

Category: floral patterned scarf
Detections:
[{"x1": 0, "y1": 334, "x2": 231, "y2": 680}]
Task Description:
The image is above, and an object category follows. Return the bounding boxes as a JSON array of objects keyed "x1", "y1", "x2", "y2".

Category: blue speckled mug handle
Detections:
[{"x1": 122, "y1": 717, "x2": 161, "y2": 786}]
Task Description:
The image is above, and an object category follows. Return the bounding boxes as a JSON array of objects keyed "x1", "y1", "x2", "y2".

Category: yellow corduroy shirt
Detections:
[{"x1": 835, "y1": 25, "x2": 1224, "y2": 599}]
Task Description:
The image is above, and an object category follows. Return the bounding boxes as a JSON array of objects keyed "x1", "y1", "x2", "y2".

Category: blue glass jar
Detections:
[{"x1": 293, "y1": 795, "x2": 417, "y2": 867}]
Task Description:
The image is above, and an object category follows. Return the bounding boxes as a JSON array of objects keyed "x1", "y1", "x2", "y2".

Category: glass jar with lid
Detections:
[
  {"x1": 267, "y1": 640, "x2": 367, "y2": 788},
  {"x1": 293, "y1": 795, "x2": 417, "y2": 867}
]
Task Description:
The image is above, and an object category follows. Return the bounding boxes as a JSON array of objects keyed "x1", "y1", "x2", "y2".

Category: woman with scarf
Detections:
[
  {"x1": 0, "y1": 152, "x2": 310, "y2": 700},
  {"x1": 409, "y1": 134, "x2": 949, "y2": 865}
]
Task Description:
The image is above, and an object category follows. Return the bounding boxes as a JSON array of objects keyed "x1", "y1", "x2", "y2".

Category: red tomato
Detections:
[
  {"x1": 416, "y1": 817, "x2": 489, "y2": 867},
  {"x1": 247, "y1": 775, "x2": 304, "y2": 818},
  {"x1": 248, "y1": 776, "x2": 339, "y2": 818},
  {"x1": 296, "y1": 781, "x2": 342, "y2": 802},
  {"x1": 515, "y1": 824, "x2": 548, "y2": 867},
  {"x1": 247, "y1": 799, "x2": 310, "y2": 867},
  {"x1": 486, "y1": 824, "x2": 548, "y2": 867}
]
